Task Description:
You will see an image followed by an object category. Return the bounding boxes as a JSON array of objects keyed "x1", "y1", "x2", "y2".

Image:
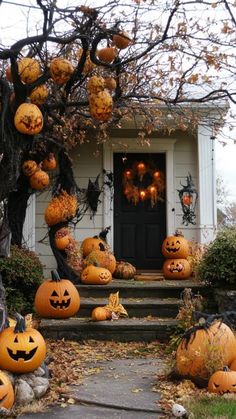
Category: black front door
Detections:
[{"x1": 113, "y1": 153, "x2": 166, "y2": 270}]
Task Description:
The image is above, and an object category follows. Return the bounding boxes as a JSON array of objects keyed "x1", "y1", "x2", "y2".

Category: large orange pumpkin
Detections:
[
  {"x1": 81, "y1": 237, "x2": 108, "y2": 257},
  {"x1": 0, "y1": 370, "x2": 15, "y2": 410},
  {"x1": 208, "y1": 367, "x2": 236, "y2": 394},
  {"x1": 50, "y1": 58, "x2": 74, "y2": 85},
  {"x1": 0, "y1": 313, "x2": 46, "y2": 373},
  {"x1": 81, "y1": 265, "x2": 112, "y2": 285},
  {"x1": 35, "y1": 269, "x2": 80, "y2": 319},
  {"x1": 84, "y1": 250, "x2": 116, "y2": 274},
  {"x1": 162, "y1": 232, "x2": 190, "y2": 259},
  {"x1": 176, "y1": 321, "x2": 236, "y2": 381},
  {"x1": 163, "y1": 258, "x2": 191, "y2": 279},
  {"x1": 14, "y1": 103, "x2": 43, "y2": 135},
  {"x1": 29, "y1": 170, "x2": 49, "y2": 190}
]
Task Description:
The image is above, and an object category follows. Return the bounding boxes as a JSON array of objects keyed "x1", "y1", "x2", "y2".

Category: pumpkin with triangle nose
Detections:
[
  {"x1": 34, "y1": 270, "x2": 80, "y2": 318},
  {"x1": 0, "y1": 371, "x2": 14, "y2": 410},
  {"x1": 0, "y1": 314, "x2": 46, "y2": 373}
]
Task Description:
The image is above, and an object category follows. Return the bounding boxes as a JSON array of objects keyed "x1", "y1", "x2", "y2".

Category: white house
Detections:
[{"x1": 23, "y1": 104, "x2": 227, "y2": 275}]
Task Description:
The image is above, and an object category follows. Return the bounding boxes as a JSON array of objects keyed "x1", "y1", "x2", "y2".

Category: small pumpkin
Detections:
[
  {"x1": 91, "y1": 307, "x2": 112, "y2": 322},
  {"x1": 22, "y1": 159, "x2": 38, "y2": 176},
  {"x1": 0, "y1": 313, "x2": 46, "y2": 373},
  {"x1": 84, "y1": 250, "x2": 116, "y2": 274},
  {"x1": 176, "y1": 321, "x2": 236, "y2": 381},
  {"x1": 163, "y1": 258, "x2": 191, "y2": 280},
  {"x1": 162, "y1": 232, "x2": 190, "y2": 259},
  {"x1": 41, "y1": 153, "x2": 57, "y2": 171},
  {"x1": 50, "y1": 58, "x2": 74, "y2": 85},
  {"x1": 18, "y1": 57, "x2": 41, "y2": 84},
  {"x1": 87, "y1": 76, "x2": 105, "y2": 94},
  {"x1": 89, "y1": 90, "x2": 113, "y2": 122},
  {"x1": 77, "y1": 48, "x2": 96, "y2": 74},
  {"x1": 97, "y1": 47, "x2": 117, "y2": 63},
  {"x1": 113, "y1": 261, "x2": 136, "y2": 279},
  {"x1": 81, "y1": 265, "x2": 112, "y2": 285},
  {"x1": 29, "y1": 169, "x2": 49, "y2": 190},
  {"x1": 104, "y1": 77, "x2": 117, "y2": 91},
  {"x1": 55, "y1": 227, "x2": 71, "y2": 251},
  {"x1": 0, "y1": 370, "x2": 15, "y2": 410},
  {"x1": 14, "y1": 103, "x2": 43, "y2": 135},
  {"x1": 35, "y1": 269, "x2": 80, "y2": 319},
  {"x1": 81, "y1": 237, "x2": 108, "y2": 257},
  {"x1": 112, "y1": 32, "x2": 132, "y2": 49},
  {"x1": 30, "y1": 84, "x2": 48, "y2": 106},
  {"x1": 208, "y1": 367, "x2": 236, "y2": 394}
]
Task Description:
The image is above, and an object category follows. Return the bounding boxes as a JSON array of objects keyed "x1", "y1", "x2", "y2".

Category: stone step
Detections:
[
  {"x1": 78, "y1": 297, "x2": 181, "y2": 318},
  {"x1": 40, "y1": 317, "x2": 178, "y2": 342},
  {"x1": 77, "y1": 279, "x2": 207, "y2": 299}
]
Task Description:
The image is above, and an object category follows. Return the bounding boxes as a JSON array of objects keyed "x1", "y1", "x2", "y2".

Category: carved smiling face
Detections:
[
  {"x1": 208, "y1": 369, "x2": 236, "y2": 394},
  {"x1": 34, "y1": 271, "x2": 80, "y2": 319},
  {"x1": 0, "y1": 318, "x2": 46, "y2": 373},
  {"x1": 162, "y1": 234, "x2": 189, "y2": 259},
  {"x1": 0, "y1": 371, "x2": 14, "y2": 410},
  {"x1": 163, "y1": 258, "x2": 191, "y2": 279},
  {"x1": 14, "y1": 103, "x2": 43, "y2": 135},
  {"x1": 81, "y1": 265, "x2": 112, "y2": 285}
]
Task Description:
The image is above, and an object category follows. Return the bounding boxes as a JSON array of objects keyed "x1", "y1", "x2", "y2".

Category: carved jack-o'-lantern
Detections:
[
  {"x1": 0, "y1": 371, "x2": 14, "y2": 410},
  {"x1": 0, "y1": 313, "x2": 46, "y2": 373},
  {"x1": 50, "y1": 58, "x2": 74, "y2": 85},
  {"x1": 34, "y1": 270, "x2": 80, "y2": 319},
  {"x1": 208, "y1": 367, "x2": 236, "y2": 394},
  {"x1": 18, "y1": 57, "x2": 41, "y2": 84},
  {"x1": 163, "y1": 258, "x2": 191, "y2": 279},
  {"x1": 81, "y1": 265, "x2": 112, "y2": 285},
  {"x1": 30, "y1": 84, "x2": 48, "y2": 106},
  {"x1": 14, "y1": 103, "x2": 43, "y2": 135},
  {"x1": 162, "y1": 232, "x2": 190, "y2": 259},
  {"x1": 29, "y1": 169, "x2": 49, "y2": 190},
  {"x1": 22, "y1": 160, "x2": 38, "y2": 177}
]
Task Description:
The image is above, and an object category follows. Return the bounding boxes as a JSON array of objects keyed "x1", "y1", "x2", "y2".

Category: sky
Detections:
[{"x1": 0, "y1": 0, "x2": 236, "y2": 204}]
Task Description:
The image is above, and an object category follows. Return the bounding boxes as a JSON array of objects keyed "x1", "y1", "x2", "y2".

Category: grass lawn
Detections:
[{"x1": 185, "y1": 396, "x2": 236, "y2": 418}]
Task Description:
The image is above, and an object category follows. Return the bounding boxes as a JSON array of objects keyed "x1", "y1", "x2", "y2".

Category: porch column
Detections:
[
  {"x1": 197, "y1": 122, "x2": 217, "y2": 244},
  {"x1": 22, "y1": 194, "x2": 36, "y2": 250}
]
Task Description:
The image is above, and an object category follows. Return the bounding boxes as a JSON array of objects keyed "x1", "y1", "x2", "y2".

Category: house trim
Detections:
[{"x1": 103, "y1": 138, "x2": 177, "y2": 251}]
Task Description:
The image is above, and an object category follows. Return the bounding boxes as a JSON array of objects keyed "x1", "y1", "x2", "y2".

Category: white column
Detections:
[
  {"x1": 197, "y1": 122, "x2": 217, "y2": 244},
  {"x1": 22, "y1": 194, "x2": 36, "y2": 250}
]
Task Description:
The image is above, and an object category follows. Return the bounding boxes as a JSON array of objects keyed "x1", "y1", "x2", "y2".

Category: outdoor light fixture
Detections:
[{"x1": 178, "y1": 173, "x2": 198, "y2": 225}]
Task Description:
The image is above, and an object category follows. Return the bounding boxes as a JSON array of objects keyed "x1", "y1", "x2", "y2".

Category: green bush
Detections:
[
  {"x1": 196, "y1": 228, "x2": 236, "y2": 287},
  {"x1": 0, "y1": 245, "x2": 43, "y2": 314}
]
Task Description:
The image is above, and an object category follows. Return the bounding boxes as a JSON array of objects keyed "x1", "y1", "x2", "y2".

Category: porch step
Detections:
[
  {"x1": 78, "y1": 297, "x2": 181, "y2": 318},
  {"x1": 39, "y1": 317, "x2": 178, "y2": 342}
]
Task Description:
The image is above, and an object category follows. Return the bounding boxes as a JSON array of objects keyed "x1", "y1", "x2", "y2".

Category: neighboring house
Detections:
[{"x1": 23, "y1": 104, "x2": 226, "y2": 275}]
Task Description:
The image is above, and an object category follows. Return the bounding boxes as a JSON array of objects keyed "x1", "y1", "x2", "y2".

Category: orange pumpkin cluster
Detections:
[
  {"x1": 162, "y1": 232, "x2": 191, "y2": 280},
  {"x1": 44, "y1": 190, "x2": 78, "y2": 226}
]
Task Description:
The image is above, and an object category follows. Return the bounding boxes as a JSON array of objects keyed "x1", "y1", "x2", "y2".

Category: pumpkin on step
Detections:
[
  {"x1": 0, "y1": 313, "x2": 46, "y2": 373},
  {"x1": 162, "y1": 232, "x2": 190, "y2": 259},
  {"x1": 35, "y1": 269, "x2": 80, "y2": 318},
  {"x1": 208, "y1": 367, "x2": 236, "y2": 394},
  {"x1": 163, "y1": 258, "x2": 191, "y2": 279},
  {"x1": 81, "y1": 265, "x2": 112, "y2": 285},
  {"x1": 91, "y1": 307, "x2": 112, "y2": 321},
  {"x1": 0, "y1": 370, "x2": 15, "y2": 410},
  {"x1": 84, "y1": 250, "x2": 116, "y2": 274},
  {"x1": 113, "y1": 261, "x2": 136, "y2": 279},
  {"x1": 81, "y1": 237, "x2": 108, "y2": 257}
]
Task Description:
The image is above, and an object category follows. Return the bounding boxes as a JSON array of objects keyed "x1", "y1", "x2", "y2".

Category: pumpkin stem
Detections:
[
  {"x1": 223, "y1": 366, "x2": 230, "y2": 372},
  {"x1": 51, "y1": 269, "x2": 61, "y2": 282},
  {"x1": 14, "y1": 313, "x2": 26, "y2": 333},
  {"x1": 174, "y1": 229, "x2": 184, "y2": 237}
]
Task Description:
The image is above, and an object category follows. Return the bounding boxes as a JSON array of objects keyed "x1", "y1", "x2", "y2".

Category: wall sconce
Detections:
[{"x1": 178, "y1": 173, "x2": 198, "y2": 225}]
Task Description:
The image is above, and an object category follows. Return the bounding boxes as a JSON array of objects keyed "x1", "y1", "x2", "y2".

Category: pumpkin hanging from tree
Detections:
[
  {"x1": 34, "y1": 269, "x2": 80, "y2": 318},
  {"x1": 29, "y1": 169, "x2": 50, "y2": 190},
  {"x1": 0, "y1": 313, "x2": 46, "y2": 373},
  {"x1": 14, "y1": 103, "x2": 44, "y2": 135},
  {"x1": 0, "y1": 370, "x2": 15, "y2": 410},
  {"x1": 22, "y1": 160, "x2": 38, "y2": 177}
]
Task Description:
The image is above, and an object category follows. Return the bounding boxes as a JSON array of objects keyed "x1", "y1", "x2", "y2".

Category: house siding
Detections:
[{"x1": 35, "y1": 134, "x2": 199, "y2": 275}]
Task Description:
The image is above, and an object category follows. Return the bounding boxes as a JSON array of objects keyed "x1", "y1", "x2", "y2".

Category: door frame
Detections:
[{"x1": 103, "y1": 138, "x2": 177, "y2": 251}]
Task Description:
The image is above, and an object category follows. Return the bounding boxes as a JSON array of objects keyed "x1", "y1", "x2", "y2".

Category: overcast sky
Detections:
[{"x1": 1, "y1": 0, "x2": 235, "y2": 204}]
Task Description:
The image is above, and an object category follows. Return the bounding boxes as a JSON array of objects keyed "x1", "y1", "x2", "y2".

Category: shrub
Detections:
[
  {"x1": 196, "y1": 228, "x2": 236, "y2": 287},
  {"x1": 0, "y1": 245, "x2": 43, "y2": 314}
]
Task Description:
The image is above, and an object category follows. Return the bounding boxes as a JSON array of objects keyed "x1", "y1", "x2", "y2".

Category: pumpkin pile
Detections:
[{"x1": 162, "y1": 231, "x2": 191, "y2": 280}]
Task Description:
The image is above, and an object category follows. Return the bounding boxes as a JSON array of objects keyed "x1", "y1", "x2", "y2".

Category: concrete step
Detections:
[
  {"x1": 78, "y1": 297, "x2": 181, "y2": 318},
  {"x1": 40, "y1": 317, "x2": 178, "y2": 342},
  {"x1": 77, "y1": 278, "x2": 207, "y2": 299}
]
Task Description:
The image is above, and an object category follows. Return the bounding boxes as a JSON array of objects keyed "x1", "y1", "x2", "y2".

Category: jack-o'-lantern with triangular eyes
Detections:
[
  {"x1": 0, "y1": 371, "x2": 14, "y2": 410},
  {"x1": 34, "y1": 270, "x2": 80, "y2": 318},
  {"x1": 163, "y1": 258, "x2": 191, "y2": 279},
  {"x1": 0, "y1": 313, "x2": 46, "y2": 373},
  {"x1": 208, "y1": 367, "x2": 236, "y2": 394},
  {"x1": 162, "y1": 231, "x2": 190, "y2": 259}
]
